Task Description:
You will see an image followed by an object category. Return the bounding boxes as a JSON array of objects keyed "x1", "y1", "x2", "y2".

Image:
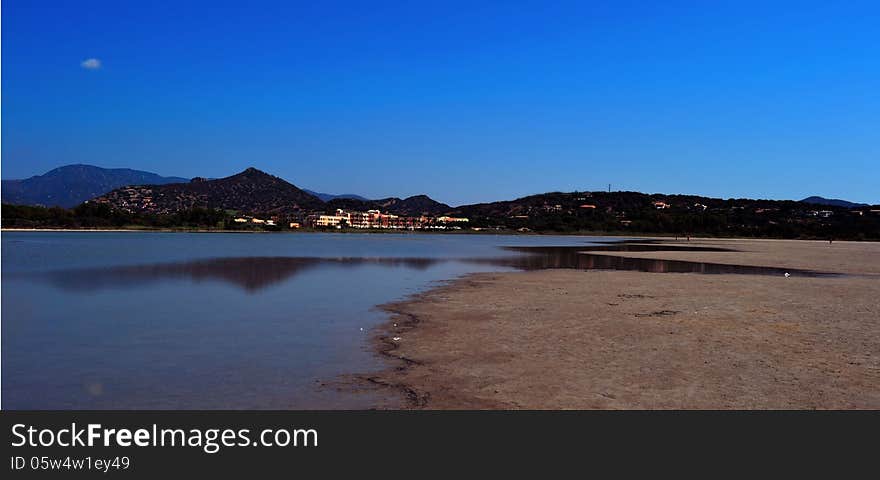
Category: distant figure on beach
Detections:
[{"x1": 829, "y1": 236, "x2": 834, "y2": 244}]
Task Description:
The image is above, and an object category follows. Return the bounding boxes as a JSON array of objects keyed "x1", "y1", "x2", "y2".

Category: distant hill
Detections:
[
  {"x1": 303, "y1": 190, "x2": 369, "y2": 202},
  {"x1": 4, "y1": 166, "x2": 879, "y2": 239},
  {"x1": 93, "y1": 167, "x2": 323, "y2": 215},
  {"x1": 323, "y1": 194, "x2": 451, "y2": 216},
  {"x1": 800, "y1": 196, "x2": 868, "y2": 209},
  {"x1": 451, "y1": 191, "x2": 873, "y2": 220},
  {"x1": 438, "y1": 190, "x2": 880, "y2": 239},
  {"x1": 375, "y1": 195, "x2": 451, "y2": 216},
  {"x1": 1, "y1": 164, "x2": 188, "y2": 208}
]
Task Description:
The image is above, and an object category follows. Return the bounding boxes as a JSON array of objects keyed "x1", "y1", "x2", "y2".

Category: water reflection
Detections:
[
  {"x1": 551, "y1": 243, "x2": 734, "y2": 252},
  {"x1": 26, "y1": 243, "x2": 837, "y2": 295},
  {"x1": 498, "y1": 245, "x2": 837, "y2": 277},
  {"x1": 3, "y1": 236, "x2": 843, "y2": 409},
  {"x1": 32, "y1": 257, "x2": 446, "y2": 293}
]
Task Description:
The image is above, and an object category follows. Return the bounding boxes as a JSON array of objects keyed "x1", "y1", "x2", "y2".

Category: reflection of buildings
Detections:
[{"x1": 304, "y1": 209, "x2": 468, "y2": 230}]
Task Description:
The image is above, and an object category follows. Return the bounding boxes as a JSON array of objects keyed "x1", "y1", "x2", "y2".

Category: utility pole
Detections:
[{"x1": 608, "y1": 183, "x2": 611, "y2": 193}]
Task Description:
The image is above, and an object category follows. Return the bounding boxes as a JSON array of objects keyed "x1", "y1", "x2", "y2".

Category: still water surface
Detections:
[{"x1": 2, "y1": 232, "x2": 621, "y2": 409}]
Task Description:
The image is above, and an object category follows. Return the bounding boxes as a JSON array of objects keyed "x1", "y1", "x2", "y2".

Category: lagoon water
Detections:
[{"x1": 2, "y1": 232, "x2": 618, "y2": 409}]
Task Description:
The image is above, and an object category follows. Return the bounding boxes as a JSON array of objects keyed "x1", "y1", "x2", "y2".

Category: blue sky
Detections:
[{"x1": 3, "y1": 0, "x2": 878, "y2": 205}]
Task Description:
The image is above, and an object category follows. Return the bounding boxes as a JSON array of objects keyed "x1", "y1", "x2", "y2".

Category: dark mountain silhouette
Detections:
[
  {"x1": 441, "y1": 190, "x2": 879, "y2": 239},
  {"x1": 93, "y1": 167, "x2": 323, "y2": 215},
  {"x1": 324, "y1": 197, "x2": 379, "y2": 212},
  {"x1": 451, "y1": 191, "x2": 860, "y2": 219},
  {"x1": 6, "y1": 164, "x2": 876, "y2": 240},
  {"x1": 2, "y1": 164, "x2": 451, "y2": 216},
  {"x1": 34, "y1": 256, "x2": 445, "y2": 293},
  {"x1": 302, "y1": 189, "x2": 369, "y2": 202},
  {"x1": 323, "y1": 194, "x2": 451, "y2": 216},
  {"x1": 800, "y1": 196, "x2": 868, "y2": 209},
  {"x1": 374, "y1": 195, "x2": 451, "y2": 216},
  {"x1": 5, "y1": 175, "x2": 878, "y2": 238},
  {"x1": 1, "y1": 164, "x2": 188, "y2": 208}
]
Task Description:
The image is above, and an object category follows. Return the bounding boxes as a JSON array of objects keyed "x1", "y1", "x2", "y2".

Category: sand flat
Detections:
[{"x1": 373, "y1": 239, "x2": 880, "y2": 409}]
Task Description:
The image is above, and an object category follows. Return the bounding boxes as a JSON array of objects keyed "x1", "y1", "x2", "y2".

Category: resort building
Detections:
[
  {"x1": 303, "y1": 208, "x2": 467, "y2": 230},
  {"x1": 437, "y1": 216, "x2": 469, "y2": 223},
  {"x1": 305, "y1": 210, "x2": 351, "y2": 228}
]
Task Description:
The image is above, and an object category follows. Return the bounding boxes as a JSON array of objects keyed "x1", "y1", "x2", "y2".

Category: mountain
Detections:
[
  {"x1": 447, "y1": 190, "x2": 793, "y2": 223},
  {"x1": 800, "y1": 196, "x2": 868, "y2": 209},
  {"x1": 93, "y1": 167, "x2": 323, "y2": 215},
  {"x1": 374, "y1": 195, "x2": 451, "y2": 216},
  {"x1": 450, "y1": 191, "x2": 876, "y2": 220},
  {"x1": 303, "y1": 190, "x2": 369, "y2": 202},
  {"x1": 1, "y1": 164, "x2": 189, "y2": 208},
  {"x1": 440, "y1": 190, "x2": 880, "y2": 238},
  {"x1": 322, "y1": 194, "x2": 451, "y2": 216}
]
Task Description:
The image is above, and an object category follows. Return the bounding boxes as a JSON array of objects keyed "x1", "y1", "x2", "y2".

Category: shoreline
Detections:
[
  {"x1": 365, "y1": 238, "x2": 880, "y2": 409},
  {"x1": 4, "y1": 227, "x2": 879, "y2": 242},
  {"x1": 0, "y1": 228, "x2": 281, "y2": 233},
  {"x1": 0, "y1": 227, "x2": 677, "y2": 236}
]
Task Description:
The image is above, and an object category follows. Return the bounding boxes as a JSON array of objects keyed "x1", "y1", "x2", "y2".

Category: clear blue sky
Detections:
[{"x1": 3, "y1": 0, "x2": 878, "y2": 205}]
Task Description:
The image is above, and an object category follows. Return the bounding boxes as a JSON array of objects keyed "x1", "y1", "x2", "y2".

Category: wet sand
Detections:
[{"x1": 369, "y1": 239, "x2": 880, "y2": 409}]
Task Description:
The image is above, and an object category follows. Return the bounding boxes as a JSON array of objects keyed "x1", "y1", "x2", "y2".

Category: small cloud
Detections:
[{"x1": 80, "y1": 58, "x2": 102, "y2": 70}]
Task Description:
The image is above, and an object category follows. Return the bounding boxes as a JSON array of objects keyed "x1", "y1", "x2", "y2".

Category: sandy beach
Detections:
[{"x1": 369, "y1": 238, "x2": 880, "y2": 409}]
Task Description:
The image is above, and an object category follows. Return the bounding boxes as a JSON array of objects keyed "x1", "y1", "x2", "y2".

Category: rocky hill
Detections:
[
  {"x1": 445, "y1": 190, "x2": 878, "y2": 238},
  {"x1": 374, "y1": 195, "x2": 451, "y2": 216},
  {"x1": 92, "y1": 167, "x2": 323, "y2": 215}
]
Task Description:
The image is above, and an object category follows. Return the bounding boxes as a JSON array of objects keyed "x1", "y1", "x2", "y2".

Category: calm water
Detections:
[{"x1": 2, "y1": 232, "x2": 621, "y2": 409}]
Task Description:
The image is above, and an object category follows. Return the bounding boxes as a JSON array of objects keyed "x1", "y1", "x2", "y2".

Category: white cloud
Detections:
[{"x1": 80, "y1": 58, "x2": 102, "y2": 70}]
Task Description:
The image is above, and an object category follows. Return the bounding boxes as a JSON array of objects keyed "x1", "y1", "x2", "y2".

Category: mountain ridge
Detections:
[
  {"x1": 321, "y1": 194, "x2": 451, "y2": 216},
  {"x1": 4, "y1": 165, "x2": 876, "y2": 220},
  {"x1": 303, "y1": 190, "x2": 369, "y2": 202},
  {"x1": 4, "y1": 165, "x2": 878, "y2": 239},
  {"x1": 800, "y1": 196, "x2": 869, "y2": 209},
  {"x1": 2, "y1": 165, "x2": 451, "y2": 215},
  {"x1": 93, "y1": 167, "x2": 324, "y2": 215},
  {"x1": 1, "y1": 164, "x2": 189, "y2": 208}
]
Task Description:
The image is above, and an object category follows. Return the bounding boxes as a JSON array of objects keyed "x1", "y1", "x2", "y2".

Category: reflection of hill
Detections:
[
  {"x1": 28, "y1": 242, "x2": 836, "y2": 295},
  {"x1": 36, "y1": 256, "x2": 444, "y2": 293},
  {"x1": 494, "y1": 245, "x2": 833, "y2": 277},
  {"x1": 502, "y1": 244, "x2": 733, "y2": 254}
]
